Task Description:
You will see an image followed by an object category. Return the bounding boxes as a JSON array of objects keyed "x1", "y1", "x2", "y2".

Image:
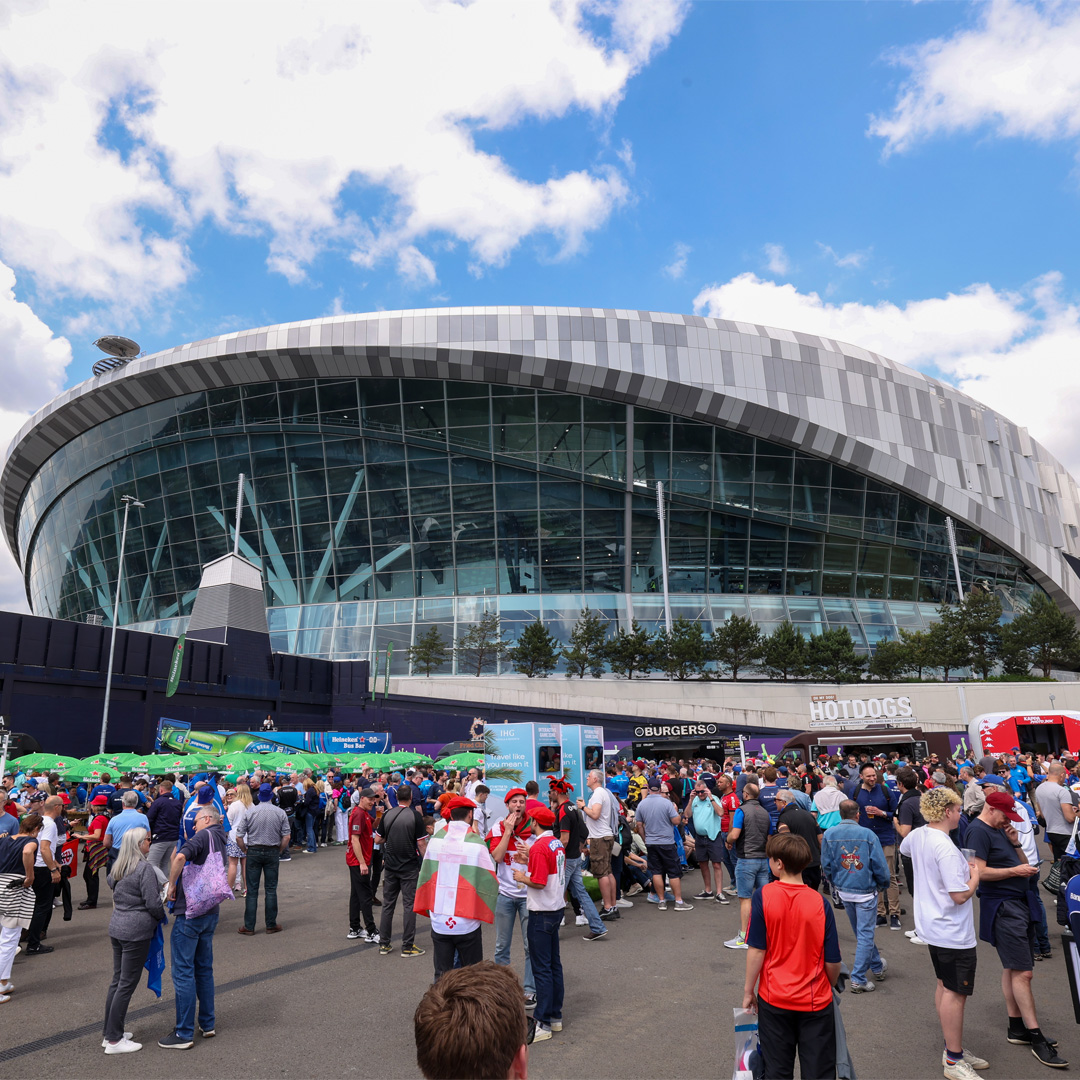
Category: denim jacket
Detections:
[{"x1": 820, "y1": 820, "x2": 891, "y2": 894}]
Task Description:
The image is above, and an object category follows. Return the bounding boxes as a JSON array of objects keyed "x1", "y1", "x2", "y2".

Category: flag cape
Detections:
[
  {"x1": 144, "y1": 919, "x2": 166, "y2": 998},
  {"x1": 413, "y1": 820, "x2": 499, "y2": 924}
]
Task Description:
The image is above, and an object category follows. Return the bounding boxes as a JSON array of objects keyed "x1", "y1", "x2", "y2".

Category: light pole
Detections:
[{"x1": 99, "y1": 494, "x2": 144, "y2": 754}]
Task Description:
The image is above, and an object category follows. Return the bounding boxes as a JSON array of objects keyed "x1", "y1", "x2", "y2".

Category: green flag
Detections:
[
  {"x1": 165, "y1": 635, "x2": 185, "y2": 698},
  {"x1": 383, "y1": 643, "x2": 393, "y2": 698},
  {"x1": 371, "y1": 649, "x2": 380, "y2": 696}
]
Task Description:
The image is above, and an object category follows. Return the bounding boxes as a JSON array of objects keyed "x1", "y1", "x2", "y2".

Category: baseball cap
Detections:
[
  {"x1": 978, "y1": 772, "x2": 1008, "y2": 788},
  {"x1": 647, "y1": 778, "x2": 662, "y2": 791},
  {"x1": 359, "y1": 787, "x2": 378, "y2": 799},
  {"x1": 985, "y1": 790, "x2": 1023, "y2": 821},
  {"x1": 91, "y1": 795, "x2": 109, "y2": 806}
]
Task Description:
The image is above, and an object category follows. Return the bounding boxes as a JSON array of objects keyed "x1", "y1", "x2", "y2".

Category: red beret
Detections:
[
  {"x1": 532, "y1": 805, "x2": 556, "y2": 828},
  {"x1": 440, "y1": 794, "x2": 478, "y2": 820},
  {"x1": 504, "y1": 787, "x2": 527, "y2": 804}
]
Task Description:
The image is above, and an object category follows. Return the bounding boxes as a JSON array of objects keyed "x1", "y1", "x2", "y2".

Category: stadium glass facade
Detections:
[{"x1": 15, "y1": 376, "x2": 1040, "y2": 671}]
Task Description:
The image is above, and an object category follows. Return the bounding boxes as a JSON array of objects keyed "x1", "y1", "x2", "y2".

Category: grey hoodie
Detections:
[{"x1": 107, "y1": 859, "x2": 166, "y2": 941}]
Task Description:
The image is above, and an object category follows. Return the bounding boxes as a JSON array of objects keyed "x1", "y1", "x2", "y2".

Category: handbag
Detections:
[
  {"x1": 1043, "y1": 812, "x2": 1080, "y2": 896},
  {"x1": 181, "y1": 832, "x2": 233, "y2": 917}
]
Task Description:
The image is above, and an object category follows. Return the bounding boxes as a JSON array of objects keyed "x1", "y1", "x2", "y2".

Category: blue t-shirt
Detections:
[
  {"x1": 0, "y1": 813, "x2": 17, "y2": 838},
  {"x1": 1008, "y1": 765, "x2": 1029, "y2": 797},
  {"x1": 180, "y1": 790, "x2": 231, "y2": 844},
  {"x1": 88, "y1": 783, "x2": 115, "y2": 802},
  {"x1": 758, "y1": 784, "x2": 781, "y2": 829},
  {"x1": 607, "y1": 774, "x2": 630, "y2": 799},
  {"x1": 104, "y1": 807, "x2": 148, "y2": 848},
  {"x1": 854, "y1": 784, "x2": 897, "y2": 846},
  {"x1": 635, "y1": 793, "x2": 678, "y2": 846}
]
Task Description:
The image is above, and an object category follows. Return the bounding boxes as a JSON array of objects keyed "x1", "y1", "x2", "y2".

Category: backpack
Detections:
[{"x1": 339, "y1": 790, "x2": 352, "y2": 813}]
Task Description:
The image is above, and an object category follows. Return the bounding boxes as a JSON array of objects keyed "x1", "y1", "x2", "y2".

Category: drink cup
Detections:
[{"x1": 961, "y1": 847, "x2": 976, "y2": 864}]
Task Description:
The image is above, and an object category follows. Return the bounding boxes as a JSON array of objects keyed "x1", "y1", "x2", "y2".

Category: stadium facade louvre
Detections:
[{"x1": 3, "y1": 306, "x2": 1080, "y2": 676}]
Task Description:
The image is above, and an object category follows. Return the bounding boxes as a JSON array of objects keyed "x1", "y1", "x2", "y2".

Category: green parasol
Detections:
[
  {"x1": 387, "y1": 751, "x2": 433, "y2": 767},
  {"x1": 256, "y1": 752, "x2": 321, "y2": 773},
  {"x1": 9, "y1": 753, "x2": 85, "y2": 774},
  {"x1": 211, "y1": 754, "x2": 263, "y2": 774},
  {"x1": 435, "y1": 751, "x2": 484, "y2": 771},
  {"x1": 338, "y1": 752, "x2": 396, "y2": 773}
]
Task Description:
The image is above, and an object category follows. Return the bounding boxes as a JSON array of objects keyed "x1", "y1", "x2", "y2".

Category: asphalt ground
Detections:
[{"x1": 1, "y1": 849, "x2": 1078, "y2": 1080}]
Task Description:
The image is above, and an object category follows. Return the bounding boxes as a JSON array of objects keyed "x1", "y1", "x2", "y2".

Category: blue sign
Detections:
[
  {"x1": 485, "y1": 722, "x2": 562, "y2": 819},
  {"x1": 561, "y1": 724, "x2": 604, "y2": 801}
]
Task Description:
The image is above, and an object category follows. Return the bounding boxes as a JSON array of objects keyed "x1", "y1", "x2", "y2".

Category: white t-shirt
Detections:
[
  {"x1": 585, "y1": 786, "x2": 616, "y2": 840},
  {"x1": 524, "y1": 834, "x2": 566, "y2": 912},
  {"x1": 430, "y1": 911, "x2": 480, "y2": 936},
  {"x1": 227, "y1": 801, "x2": 247, "y2": 829},
  {"x1": 35, "y1": 816, "x2": 59, "y2": 868},
  {"x1": 899, "y1": 826, "x2": 975, "y2": 949}
]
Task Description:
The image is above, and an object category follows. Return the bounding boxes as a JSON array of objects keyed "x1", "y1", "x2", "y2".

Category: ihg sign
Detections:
[{"x1": 809, "y1": 696, "x2": 914, "y2": 728}]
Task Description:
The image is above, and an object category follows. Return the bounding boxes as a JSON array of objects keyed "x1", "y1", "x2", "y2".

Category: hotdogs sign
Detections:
[{"x1": 809, "y1": 695, "x2": 915, "y2": 728}]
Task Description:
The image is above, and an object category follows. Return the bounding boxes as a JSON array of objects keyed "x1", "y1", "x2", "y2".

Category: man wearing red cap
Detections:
[
  {"x1": 487, "y1": 789, "x2": 536, "y2": 1007},
  {"x1": 967, "y1": 788, "x2": 1067, "y2": 1068},
  {"x1": 513, "y1": 805, "x2": 566, "y2": 1042}
]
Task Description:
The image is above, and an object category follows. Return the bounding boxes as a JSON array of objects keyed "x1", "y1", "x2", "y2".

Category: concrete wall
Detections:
[{"x1": 387, "y1": 675, "x2": 1074, "y2": 736}]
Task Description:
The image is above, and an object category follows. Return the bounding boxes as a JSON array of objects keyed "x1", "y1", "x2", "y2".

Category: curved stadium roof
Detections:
[{"x1": 4, "y1": 306, "x2": 1080, "y2": 616}]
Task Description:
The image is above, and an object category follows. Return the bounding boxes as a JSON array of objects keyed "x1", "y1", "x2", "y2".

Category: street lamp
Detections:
[{"x1": 99, "y1": 494, "x2": 144, "y2": 754}]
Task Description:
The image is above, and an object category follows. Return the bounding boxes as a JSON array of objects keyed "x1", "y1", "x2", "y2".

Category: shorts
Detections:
[
  {"x1": 646, "y1": 843, "x2": 683, "y2": 880},
  {"x1": 928, "y1": 944, "x2": 978, "y2": 996},
  {"x1": 992, "y1": 898, "x2": 1036, "y2": 972},
  {"x1": 735, "y1": 857, "x2": 770, "y2": 899},
  {"x1": 695, "y1": 834, "x2": 727, "y2": 865},
  {"x1": 588, "y1": 836, "x2": 614, "y2": 878}
]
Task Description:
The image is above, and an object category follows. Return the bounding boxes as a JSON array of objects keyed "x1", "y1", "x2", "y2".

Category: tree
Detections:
[
  {"x1": 926, "y1": 606, "x2": 970, "y2": 681},
  {"x1": 407, "y1": 626, "x2": 449, "y2": 676},
  {"x1": 604, "y1": 620, "x2": 654, "y2": 679},
  {"x1": 1003, "y1": 591, "x2": 1080, "y2": 678},
  {"x1": 455, "y1": 611, "x2": 507, "y2": 676},
  {"x1": 654, "y1": 617, "x2": 709, "y2": 680},
  {"x1": 806, "y1": 627, "x2": 866, "y2": 683},
  {"x1": 761, "y1": 621, "x2": 806, "y2": 681},
  {"x1": 867, "y1": 637, "x2": 911, "y2": 681},
  {"x1": 561, "y1": 608, "x2": 609, "y2": 679},
  {"x1": 711, "y1": 615, "x2": 764, "y2": 680},
  {"x1": 898, "y1": 628, "x2": 935, "y2": 680},
  {"x1": 956, "y1": 588, "x2": 1003, "y2": 680},
  {"x1": 508, "y1": 620, "x2": 560, "y2": 678}
]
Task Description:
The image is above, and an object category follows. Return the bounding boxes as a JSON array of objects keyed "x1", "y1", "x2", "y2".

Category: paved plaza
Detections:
[{"x1": 0, "y1": 854, "x2": 1076, "y2": 1079}]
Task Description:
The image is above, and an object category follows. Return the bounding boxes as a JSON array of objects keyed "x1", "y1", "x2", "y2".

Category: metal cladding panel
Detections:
[
  {"x1": 4, "y1": 307, "x2": 1080, "y2": 617},
  {"x1": 186, "y1": 583, "x2": 270, "y2": 637}
]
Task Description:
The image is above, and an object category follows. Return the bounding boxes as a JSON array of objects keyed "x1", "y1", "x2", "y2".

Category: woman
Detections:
[
  {"x1": 73, "y1": 795, "x2": 110, "y2": 909},
  {"x1": 334, "y1": 782, "x2": 351, "y2": 844},
  {"x1": 226, "y1": 784, "x2": 251, "y2": 894},
  {"x1": 102, "y1": 828, "x2": 165, "y2": 1054},
  {"x1": 0, "y1": 814, "x2": 43, "y2": 1003},
  {"x1": 300, "y1": 778, "x2": 319, "y2": 853},
  {"x1": 318, "y1": 780, "x2": 334, "y2": 847},
  {"x1": 813, "y1": 775, "x2": 846, "y2": 830}
]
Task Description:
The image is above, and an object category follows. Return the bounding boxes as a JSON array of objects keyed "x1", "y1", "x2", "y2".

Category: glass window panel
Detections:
[
  {"x1": 492, "y1": 394, "x2": 537, "y2": 425},
  {"x1": 747, "y1": 596, "x2": 787, "y2": 621},
  {"x1": 748, "y1": 569, "x2": 784, "y2": 595},
  {"x1": 449, "y1": 456, "x2": 493, "y2": 485},
  {"x1": 297, "y1": 496, "x2": 328, "y2": 525},
  {"x1": 856, "y1": 575, "x2": 886, "y2": 599},
  {"x1": 823, "y1": 542, "x2": 858, "y2": 571},
  {"x1": 448, "y1": 427, "x2": 491, "y2": 451},
  {"x1": 821, "y1": 572, "x2": 854, "y2": 597},
  {"x1": 709, "y1": 566, "x2": 747, "y2": 593},
  {"x1": 498, "y1": 510, "x2": 538, "y2": 538},
  {"x1": 358, "y1": 379, "x2": 401, "y2": 407},
  {"x1": 672, "y1": 421, "x2": 712, "y2": 453},
  {"x1": 496, "y1": 482, "x2": 537, "y2": 512},
  {"x1": 367, "y1": 462, "x2": 408, "y2": 491},
  {"x1": 363, "y1": 403, "x2": 403, "y2": 434},
  {"x1": 446, "y1": 398, "x2": 491, "y2": 427},
  {"x1": 537, "y1": 394, "x2": 581, "y2": 424},
  {"x1": 403, "y1": 400, "x2": 445, "y2": 435},
  {"x1": 787, "y1": 570, "x2": 821, "y2": 596},
  {"x1": 407, "y1": 450, "x2": 449, "y2": 488},
  {"x1": 716, "y1": 429, "x2": 754, "y2": 454},
  {"x1": 494, "y1": 425, "x2": 537, "y2": 455},
  {"x1": 409, "y1": 487, "x2": 452, "y2": 521},
  {"x1": 749, "y1": 541, "x2": 785, "y2": 567},
  {"x1": 858, "y1": 544, "x2": 891, "y2": 574},
  {"x1": 318, "y1": 382, "x2": 360, "y2": 427},
  {"x1": 582, "y1": 510, "x2": 621, "y2": 536},
  {"x1": 753, "y1": 484, "x2": 791, "y2": 515}
]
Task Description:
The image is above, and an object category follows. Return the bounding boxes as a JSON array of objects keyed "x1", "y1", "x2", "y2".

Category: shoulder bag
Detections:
[
  {"x1": 181, "y1": 832, "x2": 233, "y2": 917},
  {"x1": 1043, "y1": 811, "x2": 1080, "y2": 897}
]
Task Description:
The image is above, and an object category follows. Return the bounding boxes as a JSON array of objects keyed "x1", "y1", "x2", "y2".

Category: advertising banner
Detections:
[
  {"x1": 484, "y1": 722, "x2": 563, "y2": 819},
  {"x1": 155, "y1": 718, "x2": 390, "y2": 755},
  {"x1": 561, "y1": 724, "x2": 604, "y2": 801}
]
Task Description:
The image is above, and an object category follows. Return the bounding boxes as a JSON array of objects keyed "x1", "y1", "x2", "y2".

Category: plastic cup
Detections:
[{"x1": 961, "y1": 848, "x2": 976, "y2": 863}]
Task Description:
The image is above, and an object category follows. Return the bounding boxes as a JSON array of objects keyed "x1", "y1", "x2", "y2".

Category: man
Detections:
[
  {"x1": 276, "y1": 774, "x2": 300, "y2": 849},
  {"x1": 106, "y1": 775, "x2": 140, "y2": 814},
  {"x1": 854, "y1": 762, "x2": 901, "y2": 930},
  {"x1": 180, "y1": 784, "x2": 229, "y2": 846},
  {"x1": 685, "y1": 777, "x2": 730, "y2": 904},
  {"x1": 743, "y1": 834, "x2": 842, "y2": 1080},
  {"x1": 367, "y1": 780, "x2": 390, "y2": 903},
  {"x1": 414, "y1": 796, "x2": 499, "y2": 981},
  {"x1": 414, "y1": 961, "x2": 528, "y2": 1080},
  {"x1": 162, "y1": 806, "x2": 228, "y2": 1049},
  {"x1": 236, "y1": 783, "x2": 290, "y2": 935},
  {"x1": 103, "y1": 791, "x2": 148, "y2": 870},
  {"x1": 376, "y1": 785, "x2": 428, "y2": 957},
  {"x1": 820, "y1": 799, "x2": 891, "y2": 993},
  {"x1": 550, "y1": 776, "x2": 606, "y2": 941},
  {"x1": 473, "y1": 784, "x2": 493, "y2": 838},
  {"x1": 1035, "y1": 762, "x2": 1078, "y2": 862},
  {"x1": 775, "y1": 788, "x2": 823, "y2": 890},
  {"x1": 714, "y1": 774, "x2": 741, "y2": 899},
  {"x1": 966, "y1": 788, "x2": 1067, "y2": 1066},
  {"x1": 634, "y1": 778, "x2": 693, "y2": 911},
  {"x1": 346, "y1": 788, "x2": 381, "y2": 944},
  {"x1": 88, "y1": 772, "x2": 115, "y2": 804},
  {"x1": 899, "y1": 786, "x2": 987, "y2": 1080},
  {"x1": 757, "y1": 766, "x2": 783, "y2": 830},
  {"x1": 576, "y1": 769, "x2": 619, "y2": 919},
  {"x1": 27, "y1": 795, "x2": 63, "y2": 955},
  {"x1": 146, "y1": 781, "x2": 183, "y2": 875},
  {"x1": 0, "y1": 789, "x2": 17, "y2": 839},
  {"x1": 724, "y1": 782, "x2": 771, "y2": 950},
  {"x1": 487, "y1": 789, "x2": 537, "y2": 1005},
  {"x1": 513, "y1": 805, "x2": 566, "y2": 1043},
  {"x1": 463, "y1": 768, "x2": 481, "y2": 801}
]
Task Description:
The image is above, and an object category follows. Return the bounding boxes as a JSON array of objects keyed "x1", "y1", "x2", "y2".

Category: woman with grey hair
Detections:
[{"x1": 102, "y1": 827, "x2": 166, "y2": 1054}]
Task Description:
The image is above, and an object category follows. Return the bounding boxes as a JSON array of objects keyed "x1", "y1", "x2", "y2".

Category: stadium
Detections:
[{"x1": 3, "y1": 306, "x2": 1080, "y2": 677}]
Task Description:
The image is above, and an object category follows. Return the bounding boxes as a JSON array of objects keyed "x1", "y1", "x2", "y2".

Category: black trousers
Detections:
[
  {"x1": 28, "y1": 867, "x2": 54, "y2": 949},
  {"x1": 802, "y1": 865, "x2": 822, "y2": 892},
  {"x1": 371, "y1": 848, "x2": 384, "y2": 894},
  {"x1": 83, "y1": 860, "x2": 100, "y2": 906},
  {"x1": 757, "y1": 997, "x2": 836, "y2": 1080},
  {"x1": 378, "y1": 867, "x2": 418, "y2": 948},
  {"x1": 55, "y1": 864, "x2": 72, "y2": 919},
  {"x1": 1049, "y1": 833, "x2": 1072, "y2": 862},
  {"x1": 349, "y1": 865, "x2": 377, "y2": 935},
  {"x1": 432, "y1": 927, "x2": 483, "y2": 981},
  {"x1": 103, "y1": 937, "x2": 153, "y2": 1042}
]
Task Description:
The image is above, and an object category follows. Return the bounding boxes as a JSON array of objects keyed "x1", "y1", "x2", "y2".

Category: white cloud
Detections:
[
  {"x1": 662, "y1": 242, "x2": 690, "y2": 280},
  {"x1": 818, "y1": 242, "x2": 871, "y2": 270},
  {"x1": 397, "y1": 245, "x2": 438, "y2": 287},
  {"x1": 0, "y1": 0, "x2": 688, "y2": 308},
  {"x1": 870, "y1": 0, "x2": 1080, "y2": 155},
  {"x1": 692, "y1": 270, "x2": 1080, "y2": 477},
  {"x1": 763, "y1": 243, "x2": 790, "y2": 276}
]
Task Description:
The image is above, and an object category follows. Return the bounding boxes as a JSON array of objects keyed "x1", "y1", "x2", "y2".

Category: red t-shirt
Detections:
[
  {"x1": 87, "y1": 814, "x2": 109, "y2": 843},
  {"x1": 720, "y1": 791, "x2": 740, "y2": 833},
  {"x1": 346, "y1": 806, "x2": 374, "y2": 867}
]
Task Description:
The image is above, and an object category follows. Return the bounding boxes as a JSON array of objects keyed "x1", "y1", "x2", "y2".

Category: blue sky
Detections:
[{"x1": 1, "y1": 0, "x2": 1079, "y2": 607}]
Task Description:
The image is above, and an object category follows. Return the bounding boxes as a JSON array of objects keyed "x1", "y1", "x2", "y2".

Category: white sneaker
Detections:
[
  {"x1": 575, "y1": 915, "x2": 588, "y2": 926},
  {"x1": 0, "y1": 980, "x2": 13, "y2": 995},
  {"x1": 904, "y1": 929, "x2": 917, "y2": 938},
  {"x1": 560, "y1": 917, "x2": 565, "y2": 926},
  {"x1": 616, "y1": 897, "x2": 633, "y2": 908},
  {"x1": 724, "y1": 933, "x2": 748, "y2": 950},
  {"x1": 102, "y1": 1032, "x2": 132, "y2": 1047},
  {"x1": 942, "y1": 1058, "x2": 982, "y2": 1080},
  {"x1": 104, "y1": 1038, "x2": 142, "y2": 1054},
  {"x1": 849, "y1": 979, "x2": 875, "y2": 993},
  {"x1": 723, "y1": 885, "x2": 739, "y2": 896},
  {"x1": 531, "y1": 1023, "x2": 553, "y2": 1043},
  {"x1": 941, "y1": 1049, "x2": 990, "y2": 1071},
  {"x1": 549, "y1": 1019, "x2": 563, "y2": 1032},
  {"x1": 347, "y1": 929, "x2": 362, "y2": 939},
  {"x1": 908, "y1": 932, "x2": 929, "y2": 945}
]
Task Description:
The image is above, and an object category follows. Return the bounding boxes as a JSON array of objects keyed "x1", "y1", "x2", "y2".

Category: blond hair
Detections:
[
  {"x1": 235, "y1": 782, "x2": 254, "y2": 808},
  {"x1": 920, "y1": 786, "x2": 961, "y2": 823}
]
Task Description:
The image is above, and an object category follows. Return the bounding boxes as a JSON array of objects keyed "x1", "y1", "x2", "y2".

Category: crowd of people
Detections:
[{"x1": 1, "y1": 745, "x2": 1079, "y2": 1077}]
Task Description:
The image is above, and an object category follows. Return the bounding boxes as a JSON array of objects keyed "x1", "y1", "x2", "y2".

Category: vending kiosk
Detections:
[
  {"x1": 484, "y1": 722, "x2": 563, "y2": 819},
  {"x1": 561, "y1": 724, "x2": 605, "y2": 801},
  {"x1": 970, "y1": 711, "x2": 1080, "y2": 758}
]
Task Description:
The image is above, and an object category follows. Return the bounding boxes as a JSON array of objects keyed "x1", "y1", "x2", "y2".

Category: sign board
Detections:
[
  {"x1": 156, "y1": 718, "x2": 390, "y2": 756},
  {"x1": 562, "y1": 724, "x2": 604, "y2": 800},
  {"x1": 484, "y1": 722, "x2": 562, "y2": 820},
  {"x1": 632, "y1": 723, "x2": 719, "y2": 739},
  {"x1": 809, "y1": 696, "x2": 914, "y2": 726}
]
